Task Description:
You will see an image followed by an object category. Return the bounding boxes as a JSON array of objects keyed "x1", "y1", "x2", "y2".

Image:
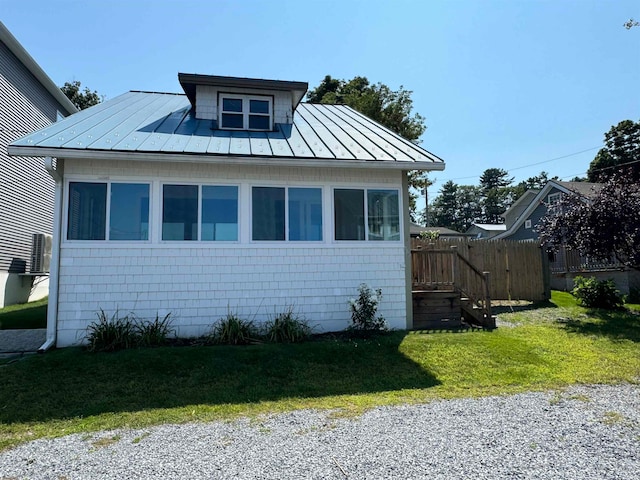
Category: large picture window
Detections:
[
  {"x1": 252, "y1": 186, "x2": 323, "y2": 241},
  {"x1": 163, "y1": 184, "x2": 239, "y2": 241},
  {"x1": 220, "y1": 94, "x2": 272, "y2": 131},
  {"x1": 68, "y1": 182, "x2": 149, "y2": 241},
  {"x1": 334, "y1": 188, "x2": 400, "y2": 241}
]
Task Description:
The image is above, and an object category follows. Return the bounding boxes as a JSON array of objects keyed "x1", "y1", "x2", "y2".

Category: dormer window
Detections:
[{"x1": 219, "y1": 94, "x2": 272, "y2": 131}]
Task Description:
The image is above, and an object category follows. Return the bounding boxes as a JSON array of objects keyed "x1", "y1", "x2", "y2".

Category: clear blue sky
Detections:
[{"x1": 3, "y1": 0, "x2": 639, "y2": 197}]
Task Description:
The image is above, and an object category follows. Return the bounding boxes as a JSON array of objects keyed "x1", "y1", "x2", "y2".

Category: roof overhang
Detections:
[
  {"x1": 0, "y1": 22, "x2": 78, "y2": 116},
  {"x1": 7, "y1": 145, "x2": 446, "y2": 172},
  {"x1": 178, "y1": 73, "x2": 309, "y2": 110}
]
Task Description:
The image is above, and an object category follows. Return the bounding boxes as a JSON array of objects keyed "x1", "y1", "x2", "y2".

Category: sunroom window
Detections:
[
  {"x1": 220, "y1": 94, "x2": 272, "y2": 131},
  {"x1": 334, "y1": 188, "x2": 400, "y2": 241},
  {"x1": 252, "y1": 186, "x2": 323, "y2": 241},
  {"x1": 162, "y1": 184, "x2": 239, "y2": 241},
  {"x1": 67, "y1": 182, "x2": 149, "y2": 241}
]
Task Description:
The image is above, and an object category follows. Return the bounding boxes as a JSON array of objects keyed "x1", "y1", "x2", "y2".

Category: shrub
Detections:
[
  {"x1": 572, "y1": 276, "x2": 625, "y2": 310},
  {"x1": 86, "y1": 309, "x2": 138, "y2": 352},
  {"x1": 264, "y1": 307, "x2": 312, "y2": 343},
  {"x1": 209, "y1": 313, "x2": 258, "y2": 345},
  {"x1": 348, "y1": 284, "x2": 387, "y2": 331},
  {"x1": 136, "y1": 313, "x2": 174, "y2": 347}
]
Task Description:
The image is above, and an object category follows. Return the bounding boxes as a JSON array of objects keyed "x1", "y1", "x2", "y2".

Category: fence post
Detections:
[
  {"x1": 483, "y1": 271, "x2": 495, "y2": 329},
  {"x1": 451, "y1": 245, "x2": 458, "y2": 289}
]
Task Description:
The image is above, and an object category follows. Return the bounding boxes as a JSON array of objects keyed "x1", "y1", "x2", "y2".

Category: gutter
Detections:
[{"x1": 40, "y1": 157, "x2": 63, "y2": 352}]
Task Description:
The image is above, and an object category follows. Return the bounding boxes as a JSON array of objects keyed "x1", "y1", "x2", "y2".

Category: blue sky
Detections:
[{"x1": 3, "y1": 0, "x2": 639, "y2": 197}]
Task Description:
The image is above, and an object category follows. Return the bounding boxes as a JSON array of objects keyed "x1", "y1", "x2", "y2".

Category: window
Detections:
[
  {"x1": 68, "y1": 182, "x2": 149, "y2": 241},
  {"x1": 525, "y1": 219, "x2": 532, "y2": 229},
  {"x1": 547, "y1": 192, "x2": 562, "y2": 215},
  {"x1": 252, "y1": 186, "x2": 323, "y2": 241},
  {"x1": 163, "y1": 184, "x2": 238, "y2": 241},
  {"x1": 219, "y1": 94, "x2": 272, "y2": 131},
  {"x1": 334, "y1": 188, "x2": 400, "y2": 241}
]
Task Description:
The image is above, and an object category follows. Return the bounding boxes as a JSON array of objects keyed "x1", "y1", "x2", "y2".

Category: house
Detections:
[
  {"x1": 409, "y1": 224, "x2": 471, "y2": 240},
  {"x1": 494, "y1": 181, "x2": 602, "y2": 242},
  {"x1": 8, "y1": 73, "x2": 445, "y2": 348},
  {"x1": 465, "y1": 223, "x2": 506, "y2": 239},
  {"x1": 493, "y1": 180, "x2": 639, "y2": 298},
  {"x1": 0, "y1": 22, "x2": 77, "y2": 307}
]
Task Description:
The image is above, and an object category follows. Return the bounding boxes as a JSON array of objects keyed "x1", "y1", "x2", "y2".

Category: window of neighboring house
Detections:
[
  {"x1": 220, "y1": 94, "x2": 272, "y2": 131},
  {"x1": 525, "y1": 219, "x2": 532, "y2": 229},
  {"x1": 547, "y1": 192, "x2": 562, "y2": 215},
  {"x1": 252, "y1": 186, "x2": 323, "y2": 241},
  {"x1": 334, "y1": 188, "x2": 400, "y2": 241},
  {"x1": 68, "y1": 182, "x2": 149, "y2": 241},
  {"x1": 162, "y1": 184, "x2": 239, "y2": 241}
]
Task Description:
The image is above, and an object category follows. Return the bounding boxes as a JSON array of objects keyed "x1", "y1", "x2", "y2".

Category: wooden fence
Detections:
[{"x1": 411, "y1": 238, "x2": 549, "y2": 302}]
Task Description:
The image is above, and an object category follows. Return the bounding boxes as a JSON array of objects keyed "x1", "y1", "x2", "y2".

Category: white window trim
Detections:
[
  {"x1": 160, "y1": 182, "x2": 240, "y2": 243},
  {"x1": 64, "y1": 180, "x2": 152, "y2": 243},
  {"x1": 525, "y1": 219, "x2": 532, "y2": 229},
  {"x1": 249, "y1": 185, "x2": 324, "y2": 243},
  {"x1": 548, "y1": 192, "x2": 562, "y2": 204},
  {"x1": 331, "y1": 187, "x2": 402, "y2": 242},
  {"x1": 219, "y1": 93, "x2": 273, "y2": 131}
]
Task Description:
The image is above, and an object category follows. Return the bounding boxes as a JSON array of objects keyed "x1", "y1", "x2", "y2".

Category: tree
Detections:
[
  {"x1": 308, "y1": 75, "x2": 428, "y2": 221},
  {"x1": 430, "y1": 182, "x2": 482, "y2": 232},
  {"x1": 60, "y1": 81, "x2": 102, "y2": 110},
  {"x1": 538, "y1": 171, "x2": 640, "y2": 270},
  {"x1": 479, "y1": 168, "x2": 513, "y2": 192},
  {"x1": 624, "y1": 18, "x2": 639, "y2": 29},
  {"x1": 587, "y1": 120, "x2": 640, "y2": 182}
]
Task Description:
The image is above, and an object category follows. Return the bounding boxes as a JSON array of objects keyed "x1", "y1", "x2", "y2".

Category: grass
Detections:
[
  {"x1": 0, "y1": 297, "x2": 47, "y2": 330},
  {"x1": 0, "y1": 291, "x2": 638, "y2": 451}
]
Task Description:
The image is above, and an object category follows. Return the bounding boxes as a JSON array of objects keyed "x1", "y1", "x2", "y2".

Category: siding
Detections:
[
  {"x1": 56, "y1": 160, "x2": 408, "y2": 346},
  {"x1": 506, "y1": 187, "x2": 562, "y2": 241},
  {"x1": 0, "y1": 40, "x2": 64, "y2": 272}
]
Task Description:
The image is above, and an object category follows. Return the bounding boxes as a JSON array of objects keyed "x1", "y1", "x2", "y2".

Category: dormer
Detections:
[{"x1": 178, "y1": 73, "x2": 308, "y2": 130}]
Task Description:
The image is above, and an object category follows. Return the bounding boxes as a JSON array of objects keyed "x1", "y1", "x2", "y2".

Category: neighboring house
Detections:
[
  {"x1": 8, "y1": 73, "x2": 445, "y2": 348},
  {"x1": 493, "y1": 180, "x2": 639, "y2": 298},
  {"x1": 409, "y1": 224, "x2": 471, "y2": 240},
  {"x1": 0, "y1": 22, "x2": 77, "y2": 307},
  {"x1": 465, "y1": 223, "x2": 506, "y2": 239},
  {"x1": 494, "y1": 181, "x2": 602, "y2": 242}
]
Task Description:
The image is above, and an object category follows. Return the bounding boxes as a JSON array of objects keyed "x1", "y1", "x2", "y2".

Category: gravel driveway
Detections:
[{"x1": 1, "y1": 384, "x2": 638, "y2": 479}]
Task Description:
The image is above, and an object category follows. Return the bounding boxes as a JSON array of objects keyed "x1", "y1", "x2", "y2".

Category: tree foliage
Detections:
[
  {"x1": 587, "y1": 119, "x2": 640, "y2": 182},
  {"x1": 429, "y1": 181, "x2": 482, "y2": 232},
  {"x1": 308, "y1": 75, "x2": 429, "y2": 221},
  {"x1": 60, "y1": 81, "x2": 102, "y2": 110},
  {"x1": 538, "y1": 172, "x2": 640, "y2": 270}
]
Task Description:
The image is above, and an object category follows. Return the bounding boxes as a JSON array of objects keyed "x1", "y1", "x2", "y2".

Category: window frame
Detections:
[
  {"x1": 65, "y1": 180, "x2": 151, "y2": 242},
  {"x1": 161, "y1": 183, "x2": 240, "y2": 243},
  {"x1": 218, "y1": 93, "x2": 273, "y2": 131},
  {"x1": 332, "y1": 187, "x2": 402, "y2": 242},
  {"x1": 250, "y1": 185, "x2": 324, "y2": 242}
]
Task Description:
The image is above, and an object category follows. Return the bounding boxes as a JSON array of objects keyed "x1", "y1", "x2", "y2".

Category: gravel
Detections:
[
  {"x1": 1, "y1": 384, "x2": 638, "y2": 479},
  {"x1": 0, "y1": 329, "x2": 45, "y2": 356}
]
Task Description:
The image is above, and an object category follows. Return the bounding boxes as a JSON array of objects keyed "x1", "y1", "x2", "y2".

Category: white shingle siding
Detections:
[
  {"x1": 195, "y1": 85, "x2": 292, "y2": 124},
  {"x1": 56, "y1": 159, "x2": 407, "y2": 346}
]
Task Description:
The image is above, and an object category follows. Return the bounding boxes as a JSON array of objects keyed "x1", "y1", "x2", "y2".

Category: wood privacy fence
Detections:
[{"x1": 411, "y1": 238, "x2": 549, "y2": 302}]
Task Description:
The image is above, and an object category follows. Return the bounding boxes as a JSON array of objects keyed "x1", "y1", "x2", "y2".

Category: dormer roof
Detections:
[{"x1": 178, "y1": 73, "x2": 308, "y2": 113}]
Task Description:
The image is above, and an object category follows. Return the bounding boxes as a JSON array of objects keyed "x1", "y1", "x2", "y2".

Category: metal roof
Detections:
[
  {"x1": 0, "y1": 21, "x2": 78, "y2": 116},
  {"x1": 9, "y1": 91, "x2": 445, "y2": 170}
]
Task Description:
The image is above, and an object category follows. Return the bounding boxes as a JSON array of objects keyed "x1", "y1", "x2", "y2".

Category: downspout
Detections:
[{"x1": 40, "y1": 156, "x2": 63, "y2": 352}]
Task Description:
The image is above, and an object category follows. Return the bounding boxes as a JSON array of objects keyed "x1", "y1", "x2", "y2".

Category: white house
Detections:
[
  {"x1": 0, "y1": 22, "x2": 77, "y2": 307},
  {"x1": 9, "y1": 73, "x2": 445, "y2": 348}
]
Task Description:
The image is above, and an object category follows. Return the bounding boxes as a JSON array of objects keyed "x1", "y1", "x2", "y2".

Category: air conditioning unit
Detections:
[{"x1": 31, "y1": 233, "x2": 53, "y2": 274}]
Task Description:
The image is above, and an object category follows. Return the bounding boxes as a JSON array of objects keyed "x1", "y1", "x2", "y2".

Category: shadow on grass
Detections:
[
  {"x1": 492, "y1": 299, "x2": 558, "y2": 315},
  {"x1": 0, "y1": 331, "x2": 440, "y2": 424},
  {"x1": 560, "y1": 308, "x2": 640, "y2": 343},
  {"x1": 0, "y1": 300, "x2": 47, "y2": 330}
]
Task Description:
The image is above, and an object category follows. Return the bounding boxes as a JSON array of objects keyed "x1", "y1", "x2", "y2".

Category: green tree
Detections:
[
  {"x1": 60, "y1": 81, "x2": 102, "y2": 110},
  {"x1": 479, "y1": 168, "x2": 513, "y2": 192},
  {"x1": 538, "y1": 171, "x2": 640, "y2": 270},
  {"x1": 430, "y1": 182, "x2": 482, "y2": 232},
  {"x1": 587, "y1": 120, "x2": 640, "y2": 182},
  {"x1": 430, "y1": 181, "x2": 458, "y2": 228},
  {"x1": 308, "y1": 75, "x2": 428, "y2": 221}
]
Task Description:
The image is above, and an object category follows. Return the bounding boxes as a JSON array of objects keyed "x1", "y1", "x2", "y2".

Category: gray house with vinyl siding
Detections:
[{"x1": 0, "y1": 22, "x2": 77, "y2": 307}]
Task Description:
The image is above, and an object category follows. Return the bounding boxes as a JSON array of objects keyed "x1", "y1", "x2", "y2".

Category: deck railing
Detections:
[{"x1": 411, "y1": 245, "x2": 492, "y2": 323}]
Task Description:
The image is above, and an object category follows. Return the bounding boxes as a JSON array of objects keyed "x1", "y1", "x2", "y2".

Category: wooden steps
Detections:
[{"x1": 412, "y1": 290, "x2": 463, "y2": 330}]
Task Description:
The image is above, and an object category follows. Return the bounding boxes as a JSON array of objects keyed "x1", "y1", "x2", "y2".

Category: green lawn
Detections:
[
  {"x1": 0, "y1": 298, "x2": 47, "y2": 330},
  {"x1": 0, "y1": 291, "x2": 638, "y2": 451}
]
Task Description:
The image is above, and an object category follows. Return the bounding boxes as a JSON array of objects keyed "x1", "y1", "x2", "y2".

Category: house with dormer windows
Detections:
[{"x1": 9, "y1": 73, "x2": 445, "y2": 348}]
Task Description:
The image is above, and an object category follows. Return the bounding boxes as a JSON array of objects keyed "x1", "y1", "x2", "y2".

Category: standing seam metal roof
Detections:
[{"x1": 9, "y1": 91, "x2": 445, "y2": 169}]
